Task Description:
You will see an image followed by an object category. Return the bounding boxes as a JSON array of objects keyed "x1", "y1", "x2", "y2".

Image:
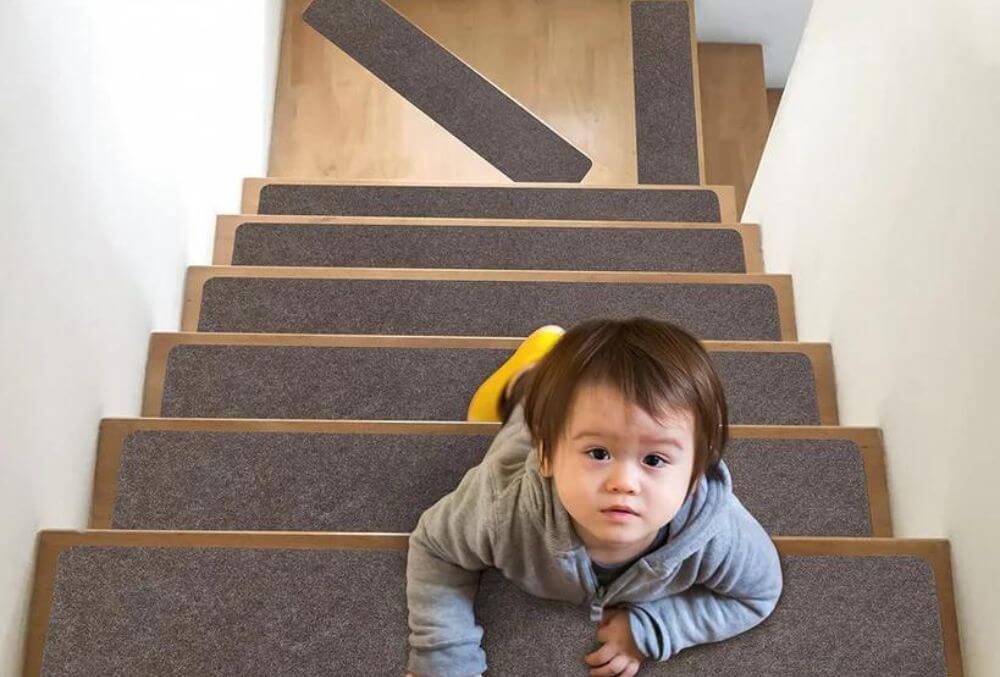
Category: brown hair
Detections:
[{"x1": 522, "y1": 317, "x2": 728, "y2": 499}]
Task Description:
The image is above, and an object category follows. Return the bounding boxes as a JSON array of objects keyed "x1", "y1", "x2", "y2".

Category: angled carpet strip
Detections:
[
  {"x1": 147, "y1": 339, "x2": 830, "y2": 426},
  {"x1": 95, "y1": 421, "x2": 887, "y2": 537},
  {"x1": 221, "y1": 219, "x2": 754, "y2": 274},
  {"x1": 29, "y1": 533, "x2": 959, "y2": 675},
  {"x1": 632, "y1": 1, "x2": 703, "y2": 184},
  {"x1": 247, "y1": 182, "x2": 732, "y2": 223},
  {"x1": 301, "y1": 0, "x2": 591, "y2": 182},
  {"x1": 186, "y1": 269, "x2": 792, "y2": 342}
]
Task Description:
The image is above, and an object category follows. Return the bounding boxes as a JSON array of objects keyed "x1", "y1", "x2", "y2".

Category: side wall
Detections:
[
  {"x1": 744, "y1": 0, "x2": 1000, "y2": 672},
  {"x1": 0, "y1": 1, "x2": 284, "y2": 672}
]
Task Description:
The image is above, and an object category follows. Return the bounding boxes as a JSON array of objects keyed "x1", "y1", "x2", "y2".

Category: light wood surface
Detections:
[
  {"x1": 142, "y1": 332, "x2": 838, "y2": 426},
  {"x1": 697, "y1": 44, "x2": 770, "y2": 217},
  {"x1": 239, "y1": 177, "x2": 738, "y2": 223},
  {"x1": 92, "y1": 418, "x2": 889, "y2": 536},
  {"x1": 270, "y1": 0, "x2": 639, "y2": 183},
  {"x1": 269, "y1": 1, "x2": 766, "y2": 192},
  {"x1": 212, "y1": 215, "x2": 764, "y2": 273},
  {"x1": 767, "y1": 88, "x2": 783, "y2": 129},
  {"x1": 24, "y1": 530, "x2": 963, "y2": 677},
  {"x1": 180, "y1": 265, "x2": 796, "y2": 340}
]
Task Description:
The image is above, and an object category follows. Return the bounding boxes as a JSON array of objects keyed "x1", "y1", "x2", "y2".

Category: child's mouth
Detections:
[{"x1": 602, "y1": 509, "x2": 639, "y2": 520}]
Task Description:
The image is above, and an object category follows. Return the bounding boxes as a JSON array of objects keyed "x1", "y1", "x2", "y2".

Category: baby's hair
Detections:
[{"x1": 522, "y1": 317, "x2": 728, "y2": 500}]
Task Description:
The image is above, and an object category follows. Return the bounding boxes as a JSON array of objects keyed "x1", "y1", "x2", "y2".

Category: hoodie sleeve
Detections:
[
  {"x1": 405, "y1": 458, "x2": 498, "y2": 677},
  {"x1": 624, "y1": 500, "x2": 784, "y2": 661}
]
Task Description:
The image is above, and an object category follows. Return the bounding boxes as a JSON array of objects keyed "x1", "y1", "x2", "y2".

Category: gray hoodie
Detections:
[{"x1": 406, "y1": 404, "x2": 783, "y2": 676}]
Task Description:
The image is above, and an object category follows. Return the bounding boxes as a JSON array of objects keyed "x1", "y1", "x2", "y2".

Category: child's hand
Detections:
[{"x1": 584, "y1": 607, "x2": 645, "y2": 676}]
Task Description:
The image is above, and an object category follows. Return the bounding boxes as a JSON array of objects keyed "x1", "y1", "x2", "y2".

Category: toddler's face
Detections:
[{"x1": 539, "y1": 382, "x2": 696, "y2": 567}]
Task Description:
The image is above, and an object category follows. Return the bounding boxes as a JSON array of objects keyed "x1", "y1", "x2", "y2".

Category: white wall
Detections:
[
  {"x1": 0, "y1": 0, "x2": 284, "y2": 672},
  {"x1": 744, "y1": 0, "x2": 1000, "y2": 672},
  {"x1": 695, "y1": 0, "x2": 813, "y2": 87}
]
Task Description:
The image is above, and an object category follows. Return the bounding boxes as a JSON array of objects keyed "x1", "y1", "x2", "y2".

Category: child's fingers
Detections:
[
  {"x1": 621, "y1": 660, "x2": 641, "y2": 677},
  {"x1": 584, "y1": 642, "x2": 618, "y2": 667},
  {"x1": 588, "y1": 652, "x2": 632, "y2": 677}
]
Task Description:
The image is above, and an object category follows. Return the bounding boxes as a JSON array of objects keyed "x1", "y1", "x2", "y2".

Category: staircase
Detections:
[{"x1": 23, "y1": 1, "x2": 963, "y2": 675}]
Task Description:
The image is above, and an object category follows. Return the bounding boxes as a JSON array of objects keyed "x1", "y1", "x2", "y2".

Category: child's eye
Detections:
[
  {"x1": 645, "y1": 455, "x2": 670, "y2": 468},
  {"x1": 586, "y1": 448, "x2": 670, "y2": 468}
]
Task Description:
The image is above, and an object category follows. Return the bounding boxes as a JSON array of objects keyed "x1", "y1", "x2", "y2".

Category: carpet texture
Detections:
[
  {"x1": 111, "y1": 431, "x2": 870, "y2": 536},
  {"x1": 41, "y1": 546, "x2": 946, "y2": 675},
  {"x1": 302, "y1": 0, "x2": 591, "y2": 182},
  {"x1": 196, "y1": 277, "x2": 782, "y2": 341},
  {"x1": 632, "y1": 1, "x2": 701, "y2": 184},
  {"x1": 230, "y1": 222, "x2": 748, "y2": 273},
  {"x1": 256, "y1": 184, "x2": 722, "y2": 222},
  {"x1": 159, "y1": 346, "x2": 820, "y2": 425}
]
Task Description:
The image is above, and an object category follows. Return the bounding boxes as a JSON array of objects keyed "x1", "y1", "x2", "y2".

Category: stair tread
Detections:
[
  {"x1": 242, "y1": 179, "x2": 737, "y2": 223},
  {"x1": 633, "y1": 0, "x2": 702, "y2": 184},
  {"x1": 184, "y1": 267, "x2": 795, "y2": 342},
  {"x1": 144, "y1": 333, "x2": 837, "y2": 426},
  {"x1": 215, "y1": 215, "x2": 761, "y2": 273},
  {"x1": 27, "y1": 531, "x2": 960, "y2": 676},
  {"x1": 95, "y1": 418, "x2": 889, "y2": 537}
]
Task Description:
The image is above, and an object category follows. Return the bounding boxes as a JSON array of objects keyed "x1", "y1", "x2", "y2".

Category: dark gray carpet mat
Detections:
[
  {"x1": 160, "y1": 346, "x2": 820, "y2": 425},
  {"x1": 41, "y1": 546, "x2": 946, "y2": 675},
  {"x1": 301, "y1": 0, "x2": 591, "y2": 183},
  {"x1": 112, "y1": 431, "x2": 870, "y2": 536},
  {"x1": 632, "y1": 1, "x2": 701, "y2": 185},
  {"x1": 256, "y1": 184, "x2": 723, "y2": 222},
  {"x1": 197, "y1": 278, "x2": 781, "y2": 341},
  {"x1": 231, "y1": 222, "x2": 748, "y2": 273}
]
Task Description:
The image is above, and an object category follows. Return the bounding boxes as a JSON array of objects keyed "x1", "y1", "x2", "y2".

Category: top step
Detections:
[{"x1": 242, "y1": 180, "x2": 737, "y2": 223}]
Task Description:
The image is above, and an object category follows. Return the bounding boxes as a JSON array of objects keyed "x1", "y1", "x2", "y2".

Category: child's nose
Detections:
[{"x1": 606, "y1": 463, "x2": 641, "y2": 494}]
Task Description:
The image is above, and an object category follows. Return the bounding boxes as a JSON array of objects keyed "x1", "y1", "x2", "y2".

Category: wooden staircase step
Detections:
[
  {"x1": 182, "y1": 267, "x2": 796, "y2": 342},
  {"x1": 26, "y1": 531, "x2": 961, "y2": 675},
  {"x1": 241, "y1": 179, "x2": 738, "y2": 223},
  {"x1": 213, "y1": 215, "x2": 763, "y2": 273},
  {"x1": 143, "y1": 333, "x2": 838, "y2": 426},
  {"x1": 94, "y1": 418, "x2": 889, "y2": 537}
]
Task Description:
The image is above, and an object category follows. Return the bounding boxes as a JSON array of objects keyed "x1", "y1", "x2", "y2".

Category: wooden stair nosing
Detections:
[
  {"x1": 212, "y1": 214, "x2": 765, "y2": 274},
  {"x1": 91, "y1": 418, "x2": 889, "y2": 536}
]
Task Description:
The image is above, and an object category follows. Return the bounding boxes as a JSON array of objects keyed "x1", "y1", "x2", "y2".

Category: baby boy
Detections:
[{"x1": 405, "y1": 317, "x2": 783, "y2": 676}]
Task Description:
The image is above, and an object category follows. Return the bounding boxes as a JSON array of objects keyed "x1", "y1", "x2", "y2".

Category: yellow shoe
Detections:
[{"x1": 467, "y1": 324, "x2": 565, "y2": 422}]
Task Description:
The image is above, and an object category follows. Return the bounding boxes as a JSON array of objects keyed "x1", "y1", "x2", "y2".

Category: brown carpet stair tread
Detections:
[
  {"x1": 143, "y1": 333, "x2": 837, "y2": 426},
  {"x1": 93, "y1": 418, "x2": 890, "y2": 537},
  {"x1": 26, "y1": 531, "x2": 961, "y2": 676},
  {"x1": 183, "y1": 266, "x2": 796, "y2": 342},
  {"x1": 213, "y1": 215, "x2": 762, "y2": 273},
  {"x1": 241, "y1": 179, "x2": 737, "y2": 223}
]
